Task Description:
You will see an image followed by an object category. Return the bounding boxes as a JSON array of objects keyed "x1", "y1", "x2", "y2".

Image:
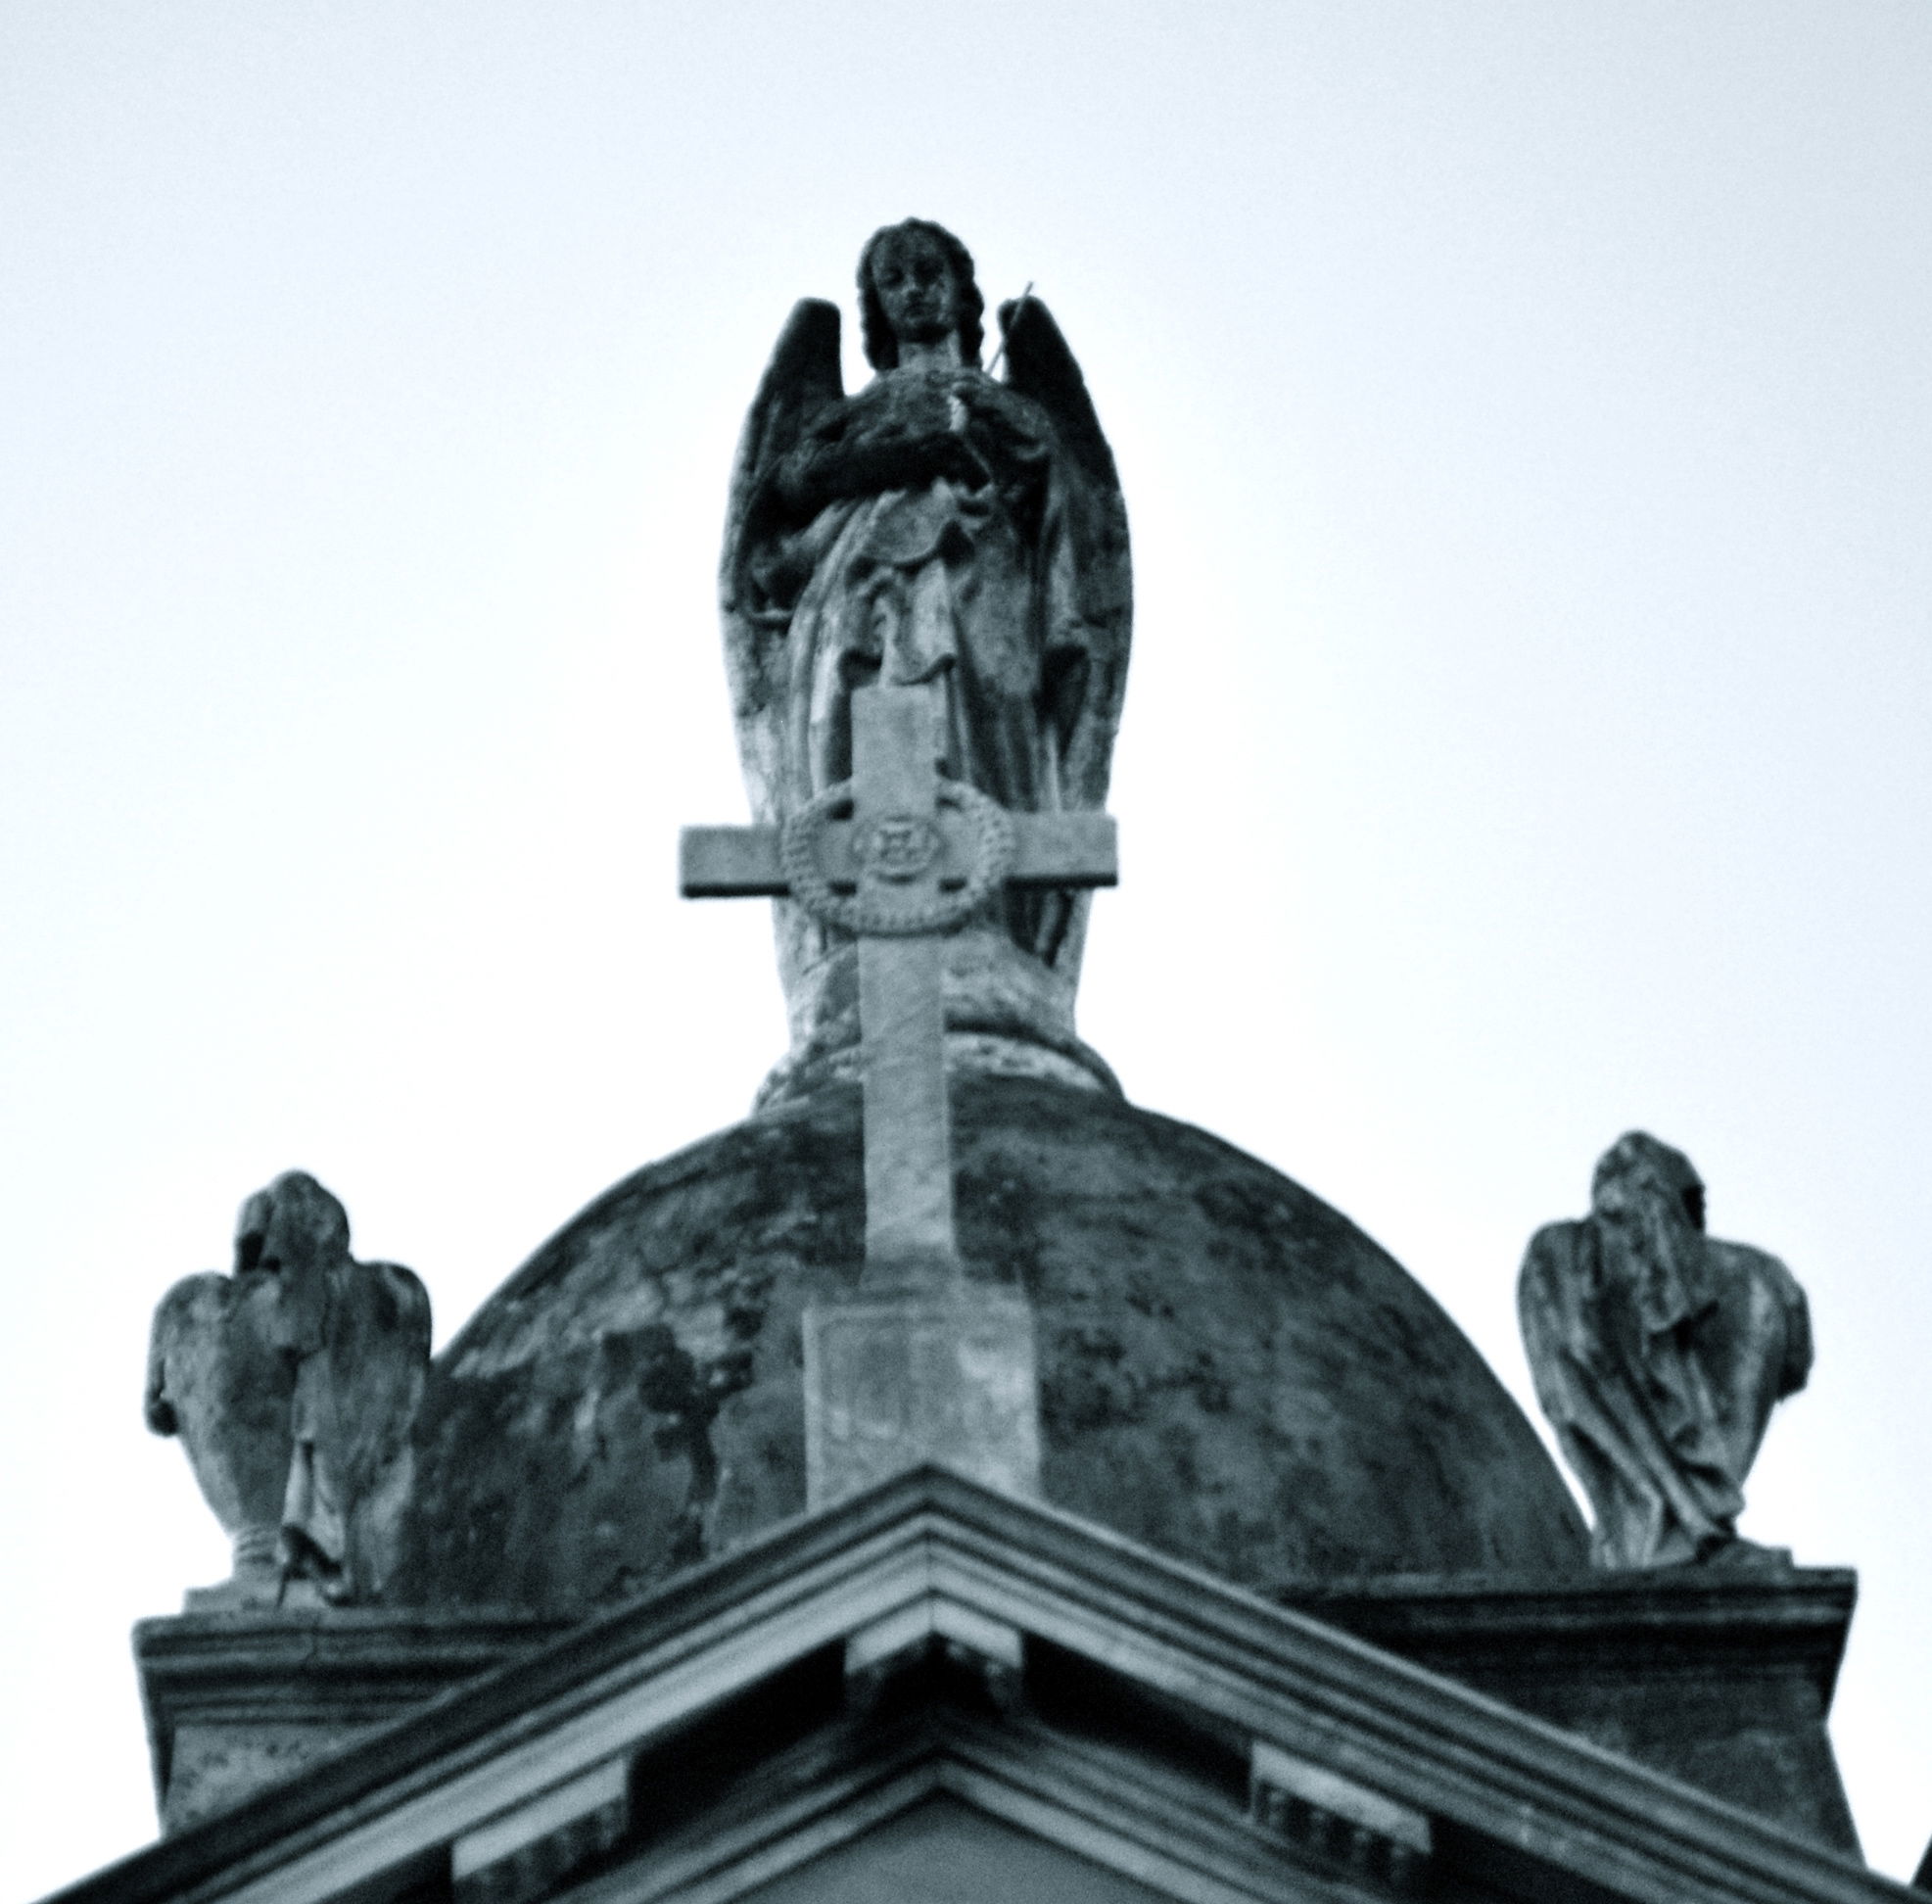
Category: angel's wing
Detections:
[
  {"x1": 718, "y1": 301, "x2": 844, "y2": 814},
  {"x1": 720, "y1": 298, "x2": 843, "y2": 629},
  {"x1": 997, "y1": 295, "x2": 1117, "y2": 495},
  {"x1": 997, "y1": 296, "x2": 1132, "y2": 811},
  {"x1": 318, "y1": 1261, "x2": 432, "y2": 1497},
  {"x1": 145, "y1": 1272, "x2": 228, "y2": 1437}
]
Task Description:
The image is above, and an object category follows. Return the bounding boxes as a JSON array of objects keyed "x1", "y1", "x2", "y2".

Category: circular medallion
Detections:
[
  {"x1": 780, "y1": 781, "x2": 1015, "y2": 936},
  {"x1": 860, "y1": 814, "x2": 942, "y2": 883}
]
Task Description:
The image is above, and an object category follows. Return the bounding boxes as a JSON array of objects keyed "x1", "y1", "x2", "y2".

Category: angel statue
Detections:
[
  {"x1": 1518, "y1": 1132, "x2": 1813, "y2": 1570},
  {"x1": 145, "y1": 1170, "x2": 431, "y2": 1606},
  {"x1": 720, "y1": 218, "x2": 1131, "y2": 1103}
]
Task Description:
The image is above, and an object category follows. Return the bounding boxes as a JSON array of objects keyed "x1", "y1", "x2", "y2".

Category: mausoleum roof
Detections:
[
  {"x1": 392, "y1": 1076, "x2": 1585, "y2": 1608},
  {"x1": 60, "y1": 1470, "x2": 1893, "y2": 1904}
]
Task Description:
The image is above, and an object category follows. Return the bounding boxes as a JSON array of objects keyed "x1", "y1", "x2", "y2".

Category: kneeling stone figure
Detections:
[
  {"x1": 144, "y1": 1171, "x2": 431, "y2": 1606},
  {"x1": 1518, "y1": 1131, "x2": 1811, "y2": 1570}
]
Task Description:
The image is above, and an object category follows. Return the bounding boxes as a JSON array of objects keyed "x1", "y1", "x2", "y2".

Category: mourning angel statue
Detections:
[
  {"x1": 1518, "y1": 1131, "x2": 1812, "y2": 1570},
  {"x1": 720, "y1": 218, "x2": 1131, "y2": 1102},
  {"x1": 145, "y1": 1170, "x2": 431, "y2": 1606}
]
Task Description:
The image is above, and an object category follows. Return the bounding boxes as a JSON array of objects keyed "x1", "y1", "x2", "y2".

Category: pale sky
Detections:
[{"x1": 5, "y1": 4, "x2": 1931, "y2": 1895}]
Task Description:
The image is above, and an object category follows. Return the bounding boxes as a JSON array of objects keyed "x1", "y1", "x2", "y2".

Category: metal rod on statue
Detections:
[{"x1": 983, "y1": 281, "x2": 1034, "y2": 379}]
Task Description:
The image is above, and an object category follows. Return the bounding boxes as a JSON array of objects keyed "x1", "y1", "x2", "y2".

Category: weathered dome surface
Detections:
[{"x1": 394, "y1": 1078, "x2": 1584, "y2": 1607}]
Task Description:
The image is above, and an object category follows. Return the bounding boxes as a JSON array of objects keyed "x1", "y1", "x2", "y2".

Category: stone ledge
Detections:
[
  {"x1": 80, "y1": 1475, "x2": 1894, "y2": 1904},
  {"x1": 134, "y1": 1607, "x2": 573, "y2": 1832},
  {"x1": 129, "y1": 1564, "x2": 1861, "y2": 1852},
  {"x1": 1278, "y1": 1565, "x2": 1860, "y2": 1852}
]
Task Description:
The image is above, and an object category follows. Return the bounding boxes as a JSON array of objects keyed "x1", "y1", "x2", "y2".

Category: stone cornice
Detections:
[{"x1": 49, "y1": 1470, "x2": 1912, "y2": 1904}]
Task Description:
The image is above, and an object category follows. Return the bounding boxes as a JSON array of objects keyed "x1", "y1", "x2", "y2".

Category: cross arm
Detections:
[
  {"x1": 680, "y1": 811, "x2": 1116, "y2": 899},
  {"x1": 680, "y1": 826, "x2": 784, "y2": 897},
  {"x1": 1008, "y1": 811, "x2": 1116, "y2": 889}
]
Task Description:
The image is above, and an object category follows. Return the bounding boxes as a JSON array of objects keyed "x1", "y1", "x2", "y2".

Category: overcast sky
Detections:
[{"x1": 5, "y1": 5, "x2": 1932, "y2": 1895}]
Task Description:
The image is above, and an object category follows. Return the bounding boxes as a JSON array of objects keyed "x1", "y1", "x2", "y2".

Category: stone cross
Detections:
[
  {"x1": 680, "y1": 680, "x2": 1117, "y2": 1502},
  {"x1": 681, "y1": 681, "x2": 1116, "y2": 1283}
]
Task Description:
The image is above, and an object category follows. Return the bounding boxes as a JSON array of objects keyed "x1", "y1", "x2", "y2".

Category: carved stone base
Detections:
[
  {"x1": 1280, "y1": 1564, "x2": 1861, "y2": 1852},
  {"x1": 760, "y1": 919, "x2": 1118, "y2": 1110},
  {"x1": 804, "y1": 1290, "x2": 1042, "y2": 1509},
  {"x1": 179, "y1": 1525, "x2": 301, "y2": 1612},
  {"x1": 761, "y1": 1026, "x2": 1117, "y2": 1107},
  {"x1": 182, "y1": 1576, "x2": 327, "y2": 1614},
  {"x1": 134, "y1": 1609, "x2": 570, "y2": 1831}
]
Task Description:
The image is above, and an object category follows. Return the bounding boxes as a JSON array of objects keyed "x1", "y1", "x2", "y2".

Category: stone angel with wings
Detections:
[{"x1": 719, "y1": 219, "x2": 1132, "y2": 1100}]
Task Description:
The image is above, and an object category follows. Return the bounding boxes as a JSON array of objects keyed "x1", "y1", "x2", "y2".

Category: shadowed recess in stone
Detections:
[{"x1": 392, "y1": 1077, "x2": 1585, "y2": 1608}]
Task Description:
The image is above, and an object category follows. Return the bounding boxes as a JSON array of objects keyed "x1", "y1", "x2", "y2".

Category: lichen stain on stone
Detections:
[
  {"x1": 1043, "y1": 1324, "x2": 1142, "y2": 1432},
  {"x1": 955, "y1": 1160, "x2": 1045, "y2": 1290},
  {"x1": 1121, "y1": 1271, "x2": 1177, "y2": 1322},
  {"x1": 451, "y1": 1271, "x2": 670, "y2": 1380}
]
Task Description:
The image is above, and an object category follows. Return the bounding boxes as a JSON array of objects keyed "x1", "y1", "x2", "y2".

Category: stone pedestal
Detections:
[
  {"x1": 134, "y1": 1608, "x2": 569, "y2": 1831},
  {"x1": 803, "y1": 1291, "x2": 1042, "y2": 1508},
  {"x1": 1281, "y1": 1564, "x2": 1861, "y2": 1852}
]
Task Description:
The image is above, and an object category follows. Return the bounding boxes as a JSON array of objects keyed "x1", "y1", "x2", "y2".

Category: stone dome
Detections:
[{"x1": 394, "y1": 1078, "x2": 1585, "y2": 1607}]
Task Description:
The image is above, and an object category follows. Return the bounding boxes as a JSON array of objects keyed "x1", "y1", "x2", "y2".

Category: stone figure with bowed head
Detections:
[
  {"x1": 720, "y1": 219, "x2": 1131, "y2": 1097},
  {"x1": 1517, "y1": 1132, "x2": 1813, "y2": 1569},
  {"x1": 144, "y1": 1171, "x2": 431, "y2": 1606}
]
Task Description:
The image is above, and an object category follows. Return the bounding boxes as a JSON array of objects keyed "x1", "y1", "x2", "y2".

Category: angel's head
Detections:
[
  {"x1": 234, "y1": 1169, "x2": 351, "y2": 1278},
  {"x1": 858, "y1": 218, "x2": 985, "y2": 370},
  {"x1": 1590, "y1": 1131, "x2": 1706, "y2": 1236}
]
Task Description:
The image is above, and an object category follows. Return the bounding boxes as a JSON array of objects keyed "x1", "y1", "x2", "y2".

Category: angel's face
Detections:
[{"x1": 872, "y1": 231, "x2": 959, "y2": 350}]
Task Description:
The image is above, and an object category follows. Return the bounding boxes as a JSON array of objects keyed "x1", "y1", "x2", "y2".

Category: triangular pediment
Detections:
[
  {"x1": 49, "y1": 1469, "x2": 1913, "y2": 1904},
  {"x1": 546, "y1": 1642, "x2": 1423, "y2": 1904}
]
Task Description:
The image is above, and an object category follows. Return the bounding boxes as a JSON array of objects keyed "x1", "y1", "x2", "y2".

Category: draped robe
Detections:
[
  {"x1": 1517, "y1": 1137, "x2": 1812, "y2": 1568},
  {"x1": 720, "y1": 301, "x2": 1131, "y2": 1095}
]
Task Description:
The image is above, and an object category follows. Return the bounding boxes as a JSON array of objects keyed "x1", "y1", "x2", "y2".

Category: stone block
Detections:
[
  {"x1": 135, "y1": 1606, "x2": 571, "y2": 1831},
  {"x1": 804, "y1": 1290, "x2": 1041, "y2": 1507},
  {"x1": 1281, "y1": 1564, "x2": 1860, "y2": 1852}
]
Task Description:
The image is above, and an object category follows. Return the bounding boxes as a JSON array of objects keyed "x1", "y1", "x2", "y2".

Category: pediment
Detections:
[
  {"x1": 521, "y1": 1636, "x2": 1410, "y2": 1904},
  {"x1": 51, "y1": 1469, "x2": 1912, "y2": 1904}
]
